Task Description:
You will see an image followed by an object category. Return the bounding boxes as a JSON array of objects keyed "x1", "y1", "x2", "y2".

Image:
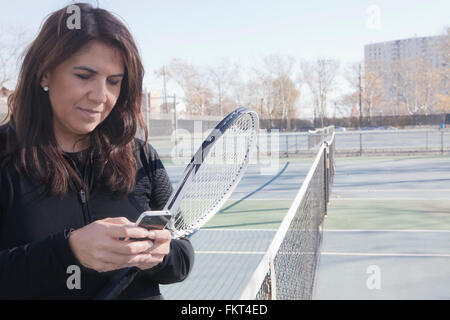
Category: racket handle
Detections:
[{"x1": 95, "y1": 267, "x2": 139, "y2": 300}]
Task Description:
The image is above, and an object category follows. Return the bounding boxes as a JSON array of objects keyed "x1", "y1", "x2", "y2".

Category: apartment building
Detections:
[{"x1": 363, "y1": 34, "x2": 448, "y2": 116}]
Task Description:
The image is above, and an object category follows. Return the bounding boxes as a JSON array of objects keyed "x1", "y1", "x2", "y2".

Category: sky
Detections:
[{"x1": 1, "y1": 0, "x2": 449, "y2": 115}]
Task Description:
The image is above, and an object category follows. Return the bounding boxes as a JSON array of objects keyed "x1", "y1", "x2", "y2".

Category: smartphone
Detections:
[{"x1": 136, "y1": 210, "x2": 172, "y2": 230}]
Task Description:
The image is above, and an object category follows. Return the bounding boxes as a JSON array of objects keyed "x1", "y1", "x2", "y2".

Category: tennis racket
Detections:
[{"x1": 95, "y1": 107, "x2": 259, "y2": 299}]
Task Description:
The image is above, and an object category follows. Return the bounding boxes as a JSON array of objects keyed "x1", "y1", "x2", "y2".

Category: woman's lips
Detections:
[{"x1": 78, "y1": 107, "x2": 101, "y2": 119}]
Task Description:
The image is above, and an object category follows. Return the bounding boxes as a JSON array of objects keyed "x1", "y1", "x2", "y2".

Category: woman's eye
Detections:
[
  {"x1": 76, "y1": 74, "x2": 90, "y2": 80},
  {"x1": 75, "y1": 73, "x2": 121, "y2": 86},
  {"x1": 108, "y1": 79, "x2": 121, "y2": 86}
]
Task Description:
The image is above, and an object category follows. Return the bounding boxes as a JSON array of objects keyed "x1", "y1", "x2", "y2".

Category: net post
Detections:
[{"x1": 269, "y1": 257, "x2": 277, "y2": 300}]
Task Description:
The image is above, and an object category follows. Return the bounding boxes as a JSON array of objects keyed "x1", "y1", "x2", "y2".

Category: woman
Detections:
[{"x1": 0, "y1": 3, "x2": 194, "y2": 299}]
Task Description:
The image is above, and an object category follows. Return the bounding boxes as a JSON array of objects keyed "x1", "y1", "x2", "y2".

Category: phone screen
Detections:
[
  {"x1": 138, "y1": 215, "x2": 170, "y2": 230},
  {"x1": 136, "y1": 211, "x2": 172, "y2": 230}
]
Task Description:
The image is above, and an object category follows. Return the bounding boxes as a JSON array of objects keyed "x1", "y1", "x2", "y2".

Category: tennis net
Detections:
[
  {"x1": 240, "y1": 133, "x2": 336, "y2": 300},
  {"x1": 308, "y1": 126, "x2": 334, "y2": 149}
]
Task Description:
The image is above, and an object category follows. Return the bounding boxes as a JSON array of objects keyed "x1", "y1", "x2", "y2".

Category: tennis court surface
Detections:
[
  {"x1": 159, "y1": 140, "x2": 450, "y2": 300},
  {"x1": 315, "y1": 156, "x2": 450, "y2": 299}
]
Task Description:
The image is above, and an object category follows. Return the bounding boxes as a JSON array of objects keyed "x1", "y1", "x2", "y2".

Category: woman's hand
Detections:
[
  {"x1": 135, "y1": 228, "x2": 172, "y2": 270},
  {"x1": 68, "y1": 217, "x2": 171, "y2": 272}
]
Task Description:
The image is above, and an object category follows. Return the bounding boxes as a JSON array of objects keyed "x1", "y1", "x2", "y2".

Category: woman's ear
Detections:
[{"x1": 41, "y1": 72, "x2": 51, "y2": 90}]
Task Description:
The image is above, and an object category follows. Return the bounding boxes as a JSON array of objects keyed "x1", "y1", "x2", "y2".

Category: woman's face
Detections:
[{"x1": 42, "y1": 40, "x2": 125, "y2": 152}]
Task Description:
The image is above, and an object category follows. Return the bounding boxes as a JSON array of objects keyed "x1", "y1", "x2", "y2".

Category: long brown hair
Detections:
[{"x1": 6, "y1": 3, "x2": 148, "y2": 197}]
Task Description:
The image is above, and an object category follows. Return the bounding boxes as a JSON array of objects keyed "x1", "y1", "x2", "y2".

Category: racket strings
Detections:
[{"x1": 173, "y1": 113, "x2": 258, "y2": 236}]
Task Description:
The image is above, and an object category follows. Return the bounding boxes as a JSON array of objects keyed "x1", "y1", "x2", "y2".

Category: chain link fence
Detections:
[{"x1": 148, "y1": 128, "x2": 450, "y2": 160}]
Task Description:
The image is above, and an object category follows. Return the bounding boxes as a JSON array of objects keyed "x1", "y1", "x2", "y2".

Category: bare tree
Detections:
[
  {"x1": 438, "y1": 27, "x2": 449, "y2": 81},
  {"x1": 271, "y1": 74, "x2": 299, "y2": 130},
  {"x1": 0, "y1": 25, "x2": 31, "y2": 89},
  {"x1": 337, "y1": 91, "x2": 359, "y2": 119},
  {"x1": 364, "y1": 68, "x2": 387, "y2": 119},
  {"x1": 250, "y1": 55, "x2": 299, "y2": 130},
  {"x1": 155, "y1": 59, "x2": 213, "y2": 115},
  {"x1": 231, "y1": 69, "x2": 280, "y2": 129},
  {"x1": 300, "y1": 58, "x2": 340, "y2": 127},
  {"x1": 345, "y1": 61, "x2": 386, "y2": 122},
  {"x1": 263, "y1": 55, "x2": 299, "y2": 130},
  {"x1": 229, "y1": 77, "x2": 257, "y2": 111},
  {"x1": 390, "y1": 56, "x2": 442, "y2": 117},
  {"x1": 206, "y1": 59, "x2": 239, "y2": 116},
  {"x1": 436, "y1": 27, "x2": 450, "y2": 113}
]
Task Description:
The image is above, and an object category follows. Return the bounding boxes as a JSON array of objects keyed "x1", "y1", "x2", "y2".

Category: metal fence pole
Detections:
[
  {"x1": 359, "y1": 132, "x2": 363, "y2": 156},
  {"x1": 285, "y1": 135, "x2": 289, "y2": 158}
]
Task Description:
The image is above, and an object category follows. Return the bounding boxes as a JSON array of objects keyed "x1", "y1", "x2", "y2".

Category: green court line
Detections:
[
  {"x1": 204, "y1": 199, "x2": 292, "y2": 230},
  {"x1": 324, "y1": 199, "x2": 450, "y2": 231}
]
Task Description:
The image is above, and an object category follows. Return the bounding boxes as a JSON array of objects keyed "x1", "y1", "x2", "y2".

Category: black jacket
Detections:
[{"x1": 0, "y1": 124, "x2": 194, "y2": 299}]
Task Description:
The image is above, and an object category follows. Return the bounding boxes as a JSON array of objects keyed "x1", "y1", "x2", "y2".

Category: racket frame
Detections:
[{"x1": 166, "y1": 107, "x2": 258, "y2": 238}]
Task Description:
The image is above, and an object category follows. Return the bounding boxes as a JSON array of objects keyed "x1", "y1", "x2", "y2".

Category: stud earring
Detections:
[{"x1": 43, "y1": 86, "x2": 49, "y2": 92}]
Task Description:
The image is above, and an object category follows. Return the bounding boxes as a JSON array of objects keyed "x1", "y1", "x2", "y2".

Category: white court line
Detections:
[
  {"x1": 321, "y1": 252, "x2": 450, "y2": 258},
  {"x1": 228, "y1": 198, "x2": 294, "y2": 201},
  {"x1": 199, "y1": 229, "x2": 450, "y2": 233},
  {"x1": 196, "y1": 251, "x2": 266, "y2": 255},
  {"x1": 332, "y1": 189, "x2": 450, "y2": 192},
  {"x1": 234, "y1": 189, "x2": 302, "y2": 193},
  {"x1": 330, "y1": 198, "x2": 450, "y2": 201},
  {"x1": 227, "y1": 197, "x2": 294, "y2": 200},
  {"x1": 202, "y1": 228, "x2": 278, "y2": 232},
  {"x1": 323, "y1": 229, "x2": 450, "y2": 233}
]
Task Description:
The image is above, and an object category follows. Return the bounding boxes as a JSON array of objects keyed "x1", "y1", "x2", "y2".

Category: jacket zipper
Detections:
[
  {"x1": 71, "y1": 158, "x2": 92, "y2": 225},
  {"x1": 79, "y1": 187, "x2": 90, "y2": 225},
  {"x1": 79, "y1": 189, "x2": 87, "y2": 203}
]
